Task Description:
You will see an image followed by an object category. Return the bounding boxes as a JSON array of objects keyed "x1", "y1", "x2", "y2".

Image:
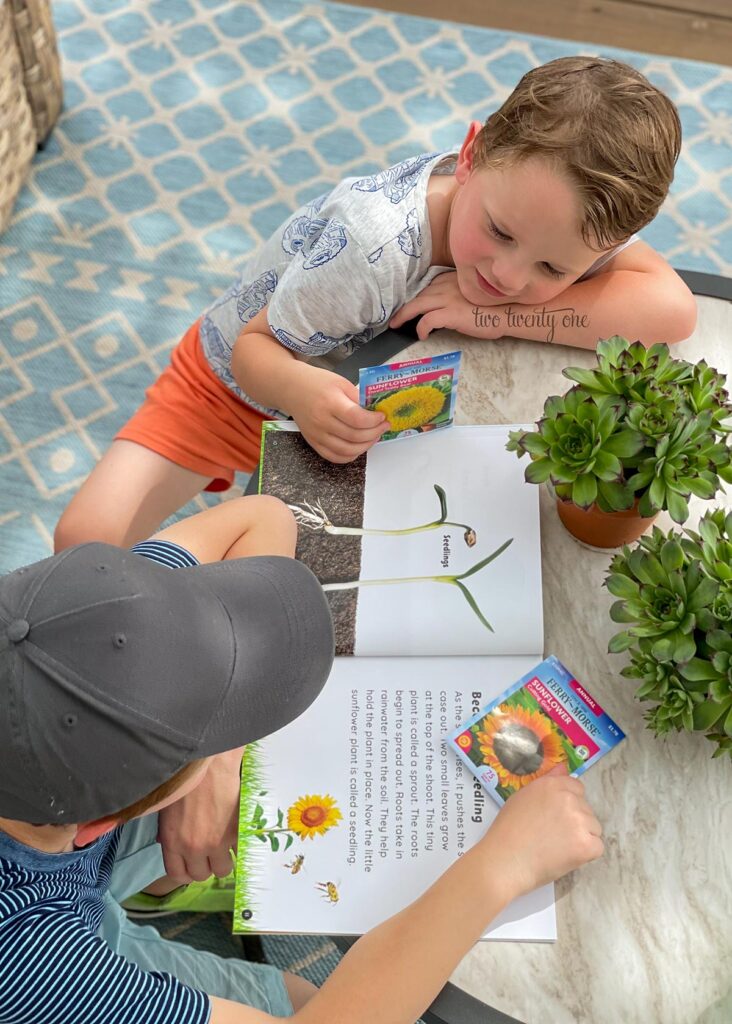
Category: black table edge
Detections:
[{"x1": 677, "y1": 269, "x2": 732, "y2": 302}]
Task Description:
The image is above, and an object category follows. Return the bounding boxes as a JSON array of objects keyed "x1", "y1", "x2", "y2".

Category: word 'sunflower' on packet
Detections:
[
  {"x1": 359, "y1": 350, "x2": 462, "y2": 442},
  {"x1": 446, "y1": 655, "x2": 625, "y2": 805}
]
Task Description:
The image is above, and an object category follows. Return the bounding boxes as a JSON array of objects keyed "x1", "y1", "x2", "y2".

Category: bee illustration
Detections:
[
  {"x1": 284, "y1": 854, "x2": 305, "y2": 875},
  {"x1": 315, "y1": 881, "x2": 340, "y2": 905}
]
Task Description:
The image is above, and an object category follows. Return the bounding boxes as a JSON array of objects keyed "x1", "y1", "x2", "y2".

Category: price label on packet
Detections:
[{"x1": 358, "y1": 350, "x2": 462, "y2": 442}]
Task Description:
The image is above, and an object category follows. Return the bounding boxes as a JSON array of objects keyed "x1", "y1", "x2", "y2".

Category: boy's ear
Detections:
[
  {"x1": 74, "y1": 816, "x2": 120, "y2": 848},
  {"x1": 455, "y1": 120, "x2": 483, "y2": 184}
]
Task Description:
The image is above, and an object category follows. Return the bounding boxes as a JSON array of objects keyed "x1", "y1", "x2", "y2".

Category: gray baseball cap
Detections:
[{"x1": 0, "y1": 543, "x2": 334, "y2": 824}]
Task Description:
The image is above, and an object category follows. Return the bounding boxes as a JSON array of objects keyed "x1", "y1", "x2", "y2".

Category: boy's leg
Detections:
[
  {"x1": 106, "y1": 910, "x2": 299, "y2": 1015},
  {"x1": 102, "y1": 816, "x2": 302, "y2": 1015},
  {"x1": 54, "y1": 440, "x2": 212, "y2": 551}
]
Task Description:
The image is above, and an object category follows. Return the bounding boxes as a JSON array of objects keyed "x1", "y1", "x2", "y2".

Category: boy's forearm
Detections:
[
  {"x1": 231, "y1": 330, "x2": 314, "y2": 415},
  {"x1": 295, "y1": 837, "x2": 513, "y2": 1024},
  {"x1": 474, "y1": 270, "x2": 696, "y2": 349}
]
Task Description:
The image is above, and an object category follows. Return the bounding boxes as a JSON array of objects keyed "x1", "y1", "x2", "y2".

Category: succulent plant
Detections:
[
  {"x1": 606, "y1": 509, "x2": 732, "y2": 759},
  {"x1": 681, "y1": 507, "x2": 732, "y2": 586},
  {"x1": 563, "y1": 336, "x2": 694, "y2": 402},
  {"x1": 509, "y1": 337, "x2": 732, "y2": 524},
  {"x1": 506, "y1": 388, "x2": 644, "y2": 511},
  {"x1": 606, "y1": 543, "x2": 717, "y2": 663},
  {"x1": 626, "y1": 412, "x2": 730, "y2": 523}
]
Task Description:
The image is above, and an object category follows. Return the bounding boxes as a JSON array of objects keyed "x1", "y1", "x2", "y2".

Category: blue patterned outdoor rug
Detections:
[
  {"x1": 1, "y1": 0, "x2": 731, "y2": 992},
  {"x1": 1, "y1": 0, "x2": 731, "y2": 570},
  {"x1": 152, "y1": 911, "x2": 344, "y2": 991}
]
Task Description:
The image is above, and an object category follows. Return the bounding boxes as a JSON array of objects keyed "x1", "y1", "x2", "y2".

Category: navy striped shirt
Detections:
[
  {"x1": 0, "y1": 541, "x2": 209, "y2": 1024},
  {"x1": 130, "y1": 539, "x2": 200, "y2": 569}
]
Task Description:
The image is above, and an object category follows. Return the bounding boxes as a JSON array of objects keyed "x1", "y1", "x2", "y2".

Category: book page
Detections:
[
  {"x1": 260, "y1": 423, "x2": 543, "y2": 657},
  {"x1": 234, "y1": 656, "x2": 556, "y2": 941}
]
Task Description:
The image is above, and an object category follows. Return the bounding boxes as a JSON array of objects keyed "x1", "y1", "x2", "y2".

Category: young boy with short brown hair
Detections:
[{"x1": 55, "y1": 56, "x2": 696, "y2": 552}]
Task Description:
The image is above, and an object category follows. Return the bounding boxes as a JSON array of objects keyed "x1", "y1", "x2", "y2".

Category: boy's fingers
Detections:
[
  {"x1": 328, "y1": 414, "x2": 388, "y2": 443},
  {"x1": 586, "y1": 834, "x2": 605, "y2": 861},
  {"x1": 588, "y1": 818, "x2": 603, "y2": 839},
  {"x1": 336, "y1": 400, "x2": 386, "y2": 431},
  {"x1": 391, "y1": 286, "x2": 448, "y2": 327},
  {"x1": 389, "y1": 302, "x2": 410, "y2": 327},
  {"x1": 333, "y1": 408, "x2": 392, "y2": 443},
  {"x1": 580, "y1": 806, "x2": 603, "y2": 836},
  {"x1": 185, "y1": 854, "x2": 215, "y2": 883},
  {"x1": 544, "y1": 762, "x2": 570, "y2": 777},
  {"x1": 210, "y1": 849, "x2": 236, "y2": 878},
  {"x1": 162, "y1": 849, "x2": 192, "y2": 884},
  {"x1": 390, "y1": 304, "x2": 416, "y2": 328},
  {"x1": 316, "y1": 439, "x2": 374, "y2": 463},
  {"x1": 308, "y1": 430, "x2": 366, "y2": 461}
]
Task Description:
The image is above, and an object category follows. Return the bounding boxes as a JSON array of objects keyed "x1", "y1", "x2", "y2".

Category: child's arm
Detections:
[
  {"x1": 231, "y1": 309, "x2": 387, "y2": 463},
  {"x1": 208, "y1": 764, "x2": 603, "y2": 1024},
  {"x1": 149, "y1": 496, "x2": 298, "y2": 882},
  {"x1": 391, "y1": 243, "x2": 697, "y2": 348}
]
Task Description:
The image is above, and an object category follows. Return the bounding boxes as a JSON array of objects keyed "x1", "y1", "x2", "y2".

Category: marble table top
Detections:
[{"x1": 384, "y1": 296, "x2": 731, "y2": 1024}]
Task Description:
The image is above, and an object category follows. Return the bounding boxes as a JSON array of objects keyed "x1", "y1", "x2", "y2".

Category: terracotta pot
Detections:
[{"x1": 556, "y1": 498, "x2": 658, "y2": 548}]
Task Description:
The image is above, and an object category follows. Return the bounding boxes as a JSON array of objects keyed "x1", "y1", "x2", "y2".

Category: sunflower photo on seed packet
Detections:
[
  {"x1": 359, "y1": 350, "x2": 462, "y2": 442},
  {"x1": 447, "y1": 656, "x2": 625, "y2": 806}
]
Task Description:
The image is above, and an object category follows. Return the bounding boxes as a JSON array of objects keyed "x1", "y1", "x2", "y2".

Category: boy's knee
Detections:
[
  {"x1": 253, "y1": 495, "x2": 297, "y2": 541},
  {"x1": 54, "y1": 506, "x2": 86, "y2": 553},
  {"x1": 54, "y1": 502, "x2": 125, "y2": 553}
]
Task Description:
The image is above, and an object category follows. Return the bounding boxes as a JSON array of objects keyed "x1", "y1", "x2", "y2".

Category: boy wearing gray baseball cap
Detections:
[{"x1": 0, "y1": 496, "x2": 605, "y2": 1024}]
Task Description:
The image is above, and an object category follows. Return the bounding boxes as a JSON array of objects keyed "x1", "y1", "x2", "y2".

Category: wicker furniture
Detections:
[{"x1": 0, "y1": 0, "x2": 62, "y2": 231}]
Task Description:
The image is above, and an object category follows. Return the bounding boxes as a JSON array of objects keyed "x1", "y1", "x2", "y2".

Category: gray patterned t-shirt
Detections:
[{"x1": 199, "y1": 151, "x2": 636, "y2": 416}]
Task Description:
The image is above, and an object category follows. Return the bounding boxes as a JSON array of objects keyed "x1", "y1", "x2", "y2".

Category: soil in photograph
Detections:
[{"x1": 260, "y1": 430, "x2": 366, "y2": 656}]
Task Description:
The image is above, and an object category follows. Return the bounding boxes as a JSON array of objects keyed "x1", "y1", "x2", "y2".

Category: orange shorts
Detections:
[{"x1": 116, "y1": 320, "x2": 271, "y2": 492}]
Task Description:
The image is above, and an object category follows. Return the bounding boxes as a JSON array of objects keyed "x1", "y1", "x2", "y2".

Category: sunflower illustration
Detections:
[
  {"x1": 287, "y1": 794, "x2": 342, "y2": 840},
  {"x1": 374, "y1": 385, "x2": 446, "y2": 431},
  {"x1": 476, "y1": 704, "x2": 565, "y2": 789}
]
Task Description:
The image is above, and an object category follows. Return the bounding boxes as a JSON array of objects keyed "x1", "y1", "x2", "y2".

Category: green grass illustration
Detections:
[{"x1": 233, "y1": 742, "x2": 265, "y2": 933}]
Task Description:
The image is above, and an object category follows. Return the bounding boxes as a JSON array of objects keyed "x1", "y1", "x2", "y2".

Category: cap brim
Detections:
[{"x1": 180, "y1": 556, "x2": 334, "y2": 754}]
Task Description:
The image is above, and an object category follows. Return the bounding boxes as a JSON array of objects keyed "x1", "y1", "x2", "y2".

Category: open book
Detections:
[{"x1": 234, "y1": 423, "x2": 555, "y2": 940}]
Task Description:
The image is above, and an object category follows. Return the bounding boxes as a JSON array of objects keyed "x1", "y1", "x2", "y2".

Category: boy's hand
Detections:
[
  {"x1": 390, "y1": 271, "x2": 505, "y2": 341},
  {"x1": 481, "y1": 764, "x2": 604, "y2": 900},
  {"x1": 157, "y1": 748, "x2": 243, "y2": 882},
  {"x1": 290, "y1": 367, "x2": 387, "y2": 464}
]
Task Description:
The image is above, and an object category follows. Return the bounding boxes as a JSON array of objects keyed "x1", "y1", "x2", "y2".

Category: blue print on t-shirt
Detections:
[
  {"x1": 282, "y1": 214, "x2": 327, "y2": 256},
  {"x1": 351, "y1": 153, "x2": 439, "y2": 204},
  {"x1": 281, "y1": 193, "x2": 329, "y2": 256},
  {"x1": 398, "y1": 208, "x2": 421, "y2": 258},
  {"x1": 199, "y1": 321, "x2": 238, "y2": 390},
  {"x1": 302, "y1": 220, "x2": 348, "y2": 269},
  {"x1": 236, "y1": 268, "x2": 278, "y2": 323}
]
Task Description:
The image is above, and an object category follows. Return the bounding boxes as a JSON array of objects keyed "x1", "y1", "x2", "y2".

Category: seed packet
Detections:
[
  {"x1": 446, "y1": 656, "x2": 625, "y2": 806},
  {"x1": 359, "y1": 350, "x2": 462, "y2": 442}
]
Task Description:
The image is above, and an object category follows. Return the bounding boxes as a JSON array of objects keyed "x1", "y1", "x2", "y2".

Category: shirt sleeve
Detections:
[
  {"x1": 579, "y1": 234, "x2": 639, "y2": 280},
  {"x1": 131, "y1": 539, "x2": 200, "y2": 568},
  {"x1": 0, "y1": 908, "x2": 210, "y2": 1024},
  {"x1": 267, "y1": 217, "x2": 387, "y2": 357}
]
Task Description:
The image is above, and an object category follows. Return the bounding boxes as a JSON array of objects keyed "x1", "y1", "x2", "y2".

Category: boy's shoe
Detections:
[{"x1": 122, "y1": 870, "x2": 236, "y2": 918}]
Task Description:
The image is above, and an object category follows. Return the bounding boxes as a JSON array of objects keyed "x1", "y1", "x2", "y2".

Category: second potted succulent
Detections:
[
  {"x1": 507, "y1": 336, "x2": 732, "y2": 547},
  {"x1": 605, "y1": 508, "x2": 732, "y2": 759}
]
